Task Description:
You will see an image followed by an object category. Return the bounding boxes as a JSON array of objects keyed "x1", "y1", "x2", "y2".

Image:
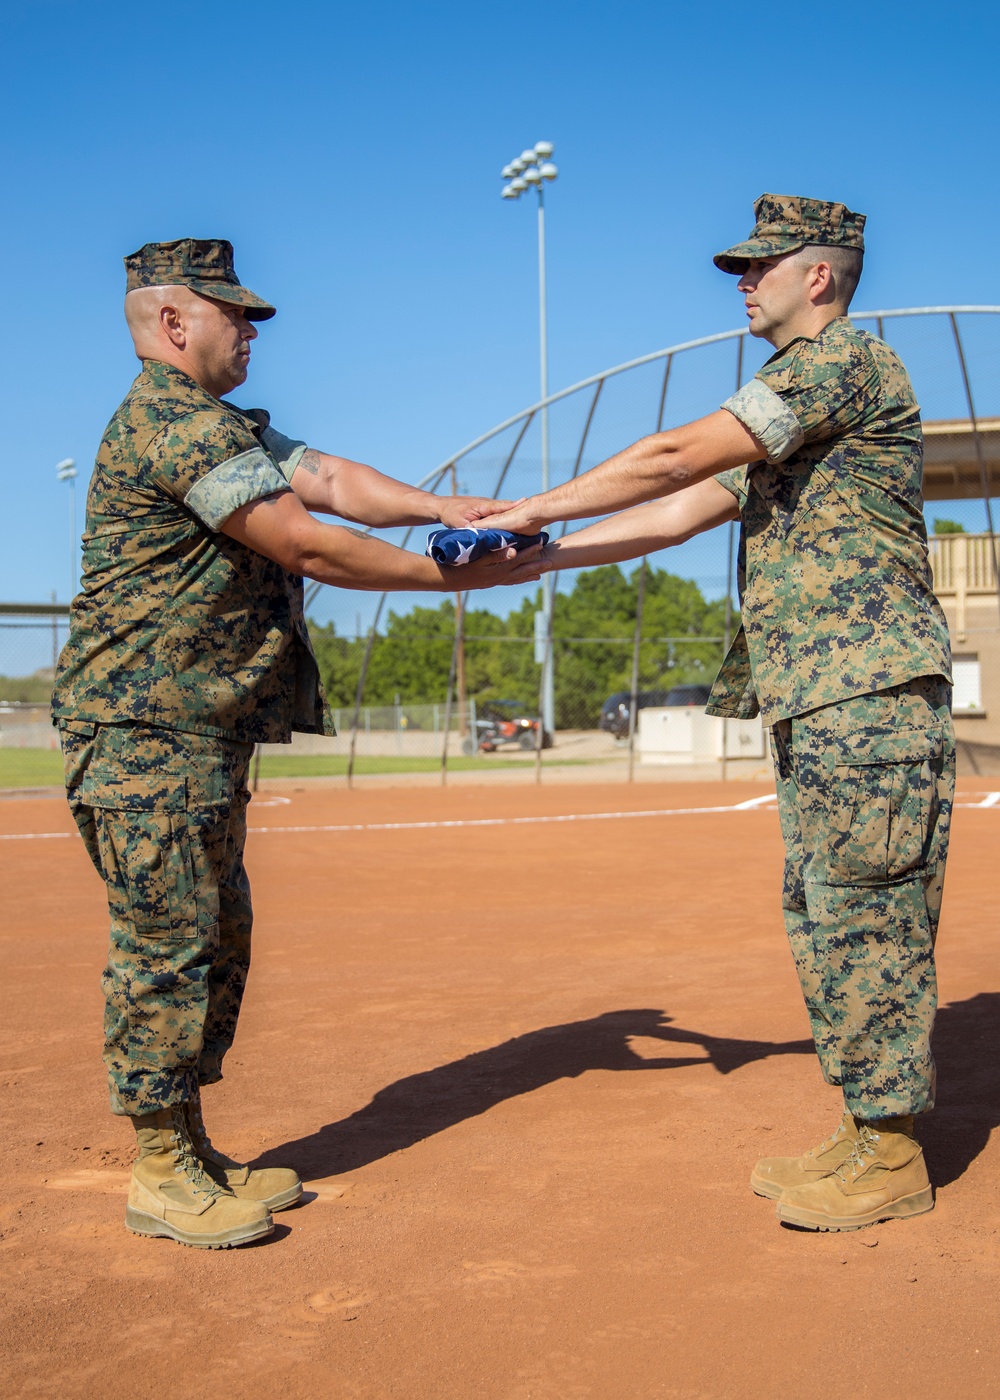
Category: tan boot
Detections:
[
  {"x1": 751, "y1": 1109, "x2": 859, "y2": 1200},
  {"x1": 775, "y1": 1116, "x2": 933, "y2": 1231},
  {"x1": 126, "y1": 1106, "x2": 273, "y2": 1248},
  {"x1": 185, "y1": 1092, "x2": 303, "y2": 1212}
]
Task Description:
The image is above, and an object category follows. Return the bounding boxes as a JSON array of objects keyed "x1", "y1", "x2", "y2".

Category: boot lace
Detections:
[
  {"x1": 835, "y1": 1123, "x2": 880, "y2": 1182},
  {"x1": 168, "y1": 1108, "x2": 225, "y2": 1202},
  {"x1": 819, "y1": 1120, "x2": 848, "y2": 1152}
]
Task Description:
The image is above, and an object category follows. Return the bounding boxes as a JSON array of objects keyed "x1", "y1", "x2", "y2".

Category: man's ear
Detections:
[
  {"x1": 809, "y1": 259, "x2": 836, "y2": 306},
  {"x1": 159, "y1": 302, "x2": 186, "y2": 348}
]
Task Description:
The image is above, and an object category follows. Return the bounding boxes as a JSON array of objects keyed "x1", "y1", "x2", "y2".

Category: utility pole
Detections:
[
  {"x1": 451, "y1": 464, "x2": 468, "y2": 735},
  {"x1": 501, "y1": 141, "x2": 559, "y2": 736},
  {"x1": 56, "y1": 457, "x2": 78, "y2": 599}
]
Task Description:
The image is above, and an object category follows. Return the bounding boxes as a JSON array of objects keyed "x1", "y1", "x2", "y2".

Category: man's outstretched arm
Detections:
[
  {"x1": 508, "y1": 477, "x2": 739, "y2": 580},
  {"x1": 481, "y1": 410, "x2": 761, "y2": 535},
  {"x1": 221, "y1": 490, "x2": 541, "y2": 593},
  {"x1": 288, "y1": 448, "x2": 510, "y2": 530}
]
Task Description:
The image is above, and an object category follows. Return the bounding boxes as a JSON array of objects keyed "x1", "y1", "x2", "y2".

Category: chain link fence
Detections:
[
  {"x1": 0, "y1": 605, "x2": 68, "y2": 756},
  {"x1": 3, "y1": 309, "x2": 999, "y2": 782},
  {"x1": 298, "y1": 307, "x2": 1000, "y2": 781}
]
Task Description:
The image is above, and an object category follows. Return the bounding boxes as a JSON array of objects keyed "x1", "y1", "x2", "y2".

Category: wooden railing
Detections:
[{"x1": 928, "y1": 532, "x2": 999, "y2": 635}]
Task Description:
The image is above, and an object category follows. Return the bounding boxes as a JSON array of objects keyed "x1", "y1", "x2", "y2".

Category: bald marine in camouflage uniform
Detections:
[
  {"x1": 479, "y1": 195, "x2": 954, "y2": 1232},
  {"x1": 52, "y1": 239, "x2": 537, "y2": 1248}
]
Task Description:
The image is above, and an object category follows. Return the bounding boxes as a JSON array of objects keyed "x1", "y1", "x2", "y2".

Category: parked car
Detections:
[
  {"x1": 462, "y1": 699, "x2": 553, "y2": 754},
  {"x1": 598, "y1": 684, "x2": 712, "y2": 739}
]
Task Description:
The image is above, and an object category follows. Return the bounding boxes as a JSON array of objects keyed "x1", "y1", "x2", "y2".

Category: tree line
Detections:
[{"x1": 309, "y1": 563, "x2": 734, "y2": 729}]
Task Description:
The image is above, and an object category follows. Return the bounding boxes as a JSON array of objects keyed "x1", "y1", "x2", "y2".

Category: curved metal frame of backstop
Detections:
[{"x1": 301, "y1": 306, "x2": 1000, "y2": 786}]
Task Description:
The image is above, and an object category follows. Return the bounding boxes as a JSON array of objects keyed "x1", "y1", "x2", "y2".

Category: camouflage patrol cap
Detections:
[
  {"x1": 123, "y1": 238, "x2": 276, "y2": 320},
  {"x1": 713, "y1": 194, "x2": 866, "y2": 275}
]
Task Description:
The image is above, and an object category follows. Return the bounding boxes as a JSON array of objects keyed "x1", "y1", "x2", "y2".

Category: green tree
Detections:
[
  {"x1": 308, "y1": 563, "x2": 735, "y2": 729},
  {"x1": 363, "y1": 602, "x2": 457, "y2": 704},
  {"x1": 931, "y1": 518, "x2": 967, "y2": 535},
  {"x1": 307, "y1": 623, "x2": 366, "y2": 708},
  {"x1": 0, "y1": 671, "x2": 54, "y2": 703},
  {"x1": 544, "y1": 564, "x2": 731, "y2": 726}
]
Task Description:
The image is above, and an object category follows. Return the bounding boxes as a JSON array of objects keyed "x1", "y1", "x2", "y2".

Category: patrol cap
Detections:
[
  {"x1": 713, "y1": 193, "x2": 866, "y2": 275},
  {"x1": 123, "y1": 238, "x2": 276, "y2": 320}
]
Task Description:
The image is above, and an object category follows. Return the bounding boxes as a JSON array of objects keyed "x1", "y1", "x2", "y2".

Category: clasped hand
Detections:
[
  {"x1": 468, "y1": 497, "x2": 548, "y2": 537},
  {"x1": 441, "y1": 541, "x2": 547, "y2": 589}
]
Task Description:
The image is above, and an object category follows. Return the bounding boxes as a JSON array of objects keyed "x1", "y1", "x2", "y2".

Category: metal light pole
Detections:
[
  {"x1": 501, "y1": 141, "x2": 558, "y2": 737},
  {"x1": 451, "y1": 463, "x2": 468, "y2": 737},
  {"x1": 56, "y1": 457, "x2": 78, "y2": 600}
]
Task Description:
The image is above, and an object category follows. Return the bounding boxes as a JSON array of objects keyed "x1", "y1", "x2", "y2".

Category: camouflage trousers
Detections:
[
  {"x1": 770, "y1": 676, "x2": 954, "y2": 1120},
  {"x1": 59, "y1": 720, "x2": 254, "y2": 1116}
]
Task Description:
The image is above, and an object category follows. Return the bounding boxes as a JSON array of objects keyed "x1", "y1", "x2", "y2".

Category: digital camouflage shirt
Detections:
[
  {"x1": 708, "y1": 317, "x2": 951, "y2": 724},
  {"x1": 52, "y1": 360, "x2": 334, "y2": 743}
]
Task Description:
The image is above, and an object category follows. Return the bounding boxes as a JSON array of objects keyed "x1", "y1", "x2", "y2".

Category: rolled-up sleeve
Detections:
[
  {"x1": 183, "y1": 448, "x2": 292, "y2": 530},
  {"x1": 723, "y1": 329, "x2": 882, "y2": 459},
  {"x1": 142, "y1": 409, "x2": 292, "y2": 530},
  {"x1": 721, "y1": 380, "x2": 804, "y2": 463}
]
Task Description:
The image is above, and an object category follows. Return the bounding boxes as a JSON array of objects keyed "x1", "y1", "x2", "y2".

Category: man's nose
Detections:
[{"x1": 244, "y1": 318, "x2": 258, "y2": 340}]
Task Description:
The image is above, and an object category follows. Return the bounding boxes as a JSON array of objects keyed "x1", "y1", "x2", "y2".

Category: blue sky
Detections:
[{"x1": 2, "y1": 0, "x2": 998, "y2": 640}]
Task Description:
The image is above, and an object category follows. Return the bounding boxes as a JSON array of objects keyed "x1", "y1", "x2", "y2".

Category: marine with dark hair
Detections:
[{"x1": 483, "y1": 194, "x2": 954, "y2": 1232}]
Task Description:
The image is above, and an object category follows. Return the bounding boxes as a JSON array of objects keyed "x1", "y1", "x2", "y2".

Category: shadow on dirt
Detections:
[
  {"x1": 264, "y1": 1008, "x2": 814, "y2": 1179},
  {"x1": 922, "y1": 991, "x2": 1000, "y2": 1188}
]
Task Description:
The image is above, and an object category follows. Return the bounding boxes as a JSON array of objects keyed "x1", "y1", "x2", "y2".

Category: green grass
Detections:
[
  {"x1": 0, "y1": 749, "x2": 65, "y2": 786},
  {"x1": 0, "y1": 747, "x2": 591, "y2": 787},
  {"x1": 0, "y1": 679, "x2": 54, "y2": 703},
  {"x1": 254, "y1": 753, "x2": 586, "y2": 777}
]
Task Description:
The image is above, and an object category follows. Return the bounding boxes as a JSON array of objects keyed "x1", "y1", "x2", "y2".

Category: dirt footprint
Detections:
[
  {"x1": 271, "y1": 1279, "x2": 376, "y2": 1341},
  {"x1": 306, "y1": 1283, "x2": 375, "y2": 1317}
]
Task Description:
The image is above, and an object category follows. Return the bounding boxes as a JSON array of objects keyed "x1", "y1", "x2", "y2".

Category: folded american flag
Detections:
[{"x1": 425, "y1": 527, "x2": 549, "y2": 566}]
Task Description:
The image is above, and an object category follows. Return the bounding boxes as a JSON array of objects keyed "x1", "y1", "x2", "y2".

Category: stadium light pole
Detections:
[
  {"x1": 56, "y1": 457, "x2": 78, "y2": 601},
  {"x1": 501, "y1": 140, "x2": 559, "y2": 736}
]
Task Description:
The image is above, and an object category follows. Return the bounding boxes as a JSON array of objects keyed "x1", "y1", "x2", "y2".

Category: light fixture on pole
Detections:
[
  {"x1": 56, "y1": 457, "x2": 78, "y2": 600},
  {"x1": 501, "y1": 140, "x2": 558, "y2": 737}
]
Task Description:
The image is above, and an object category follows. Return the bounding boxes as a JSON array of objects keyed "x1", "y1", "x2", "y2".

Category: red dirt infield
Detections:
[{"x1": 1, "y1": 778, "x2": 998, "y2": 1399}]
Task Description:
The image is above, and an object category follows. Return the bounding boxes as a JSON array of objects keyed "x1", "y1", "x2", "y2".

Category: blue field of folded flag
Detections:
[{"x1": 426, "y1": 527, "x2": 549, "y2": 566}]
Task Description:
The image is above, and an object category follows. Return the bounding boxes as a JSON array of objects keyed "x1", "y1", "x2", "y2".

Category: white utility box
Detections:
[{"x1": 637, "y1": 706, "x2": 766, "y2": 764}]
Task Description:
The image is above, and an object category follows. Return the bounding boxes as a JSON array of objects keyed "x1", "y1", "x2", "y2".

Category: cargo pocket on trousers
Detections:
[
  {"x1": 81, "y1": 773, "x2": 199, "y2": 940},
  {"x1": 825, "y1": 728, "x2": 945, "y2": 888}
]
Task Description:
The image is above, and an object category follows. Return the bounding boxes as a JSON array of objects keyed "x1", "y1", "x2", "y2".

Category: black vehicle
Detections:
[
  {"x1": 462, "y1": 699, "x2": 553, "y2": 755},
  {"x1": 598, "y1": 684, "x2": 712, "y2": 739}
]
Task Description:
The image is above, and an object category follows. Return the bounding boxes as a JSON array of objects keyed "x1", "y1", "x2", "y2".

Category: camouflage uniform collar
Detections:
[
  {"x1": 230, "y1": 405, "x2": 271, "y2": 434},
  {"x1": 138, "y1": 358, "x2": 221, "y2": 402},
  {"x1": 136, "y1": 360, "x2": 267, "y2": 435},
  {"x1": 764, "y1": 316, "x2": 854, "y2": 364}
]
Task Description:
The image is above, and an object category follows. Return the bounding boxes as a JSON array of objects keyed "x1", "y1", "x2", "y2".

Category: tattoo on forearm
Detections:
[
  {"x1": 298, "y1": 448, "x2": 322, "y2": 476},
  {"x1": 344, "y1": 526, "x2": 371, "y2": 540}
]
